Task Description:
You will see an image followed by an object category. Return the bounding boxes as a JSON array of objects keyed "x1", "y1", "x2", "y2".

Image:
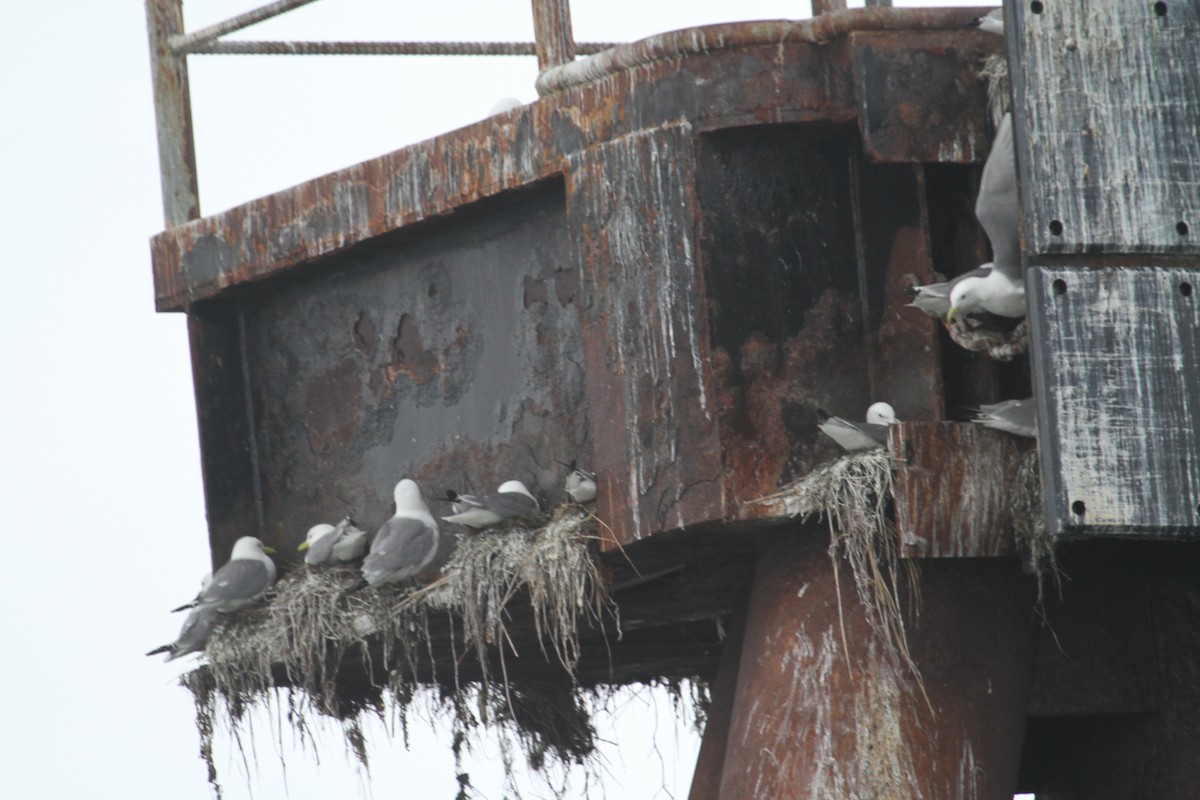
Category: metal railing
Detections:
[{"x1": 145, "y1": 0, "x2": 892, "y2": 228}]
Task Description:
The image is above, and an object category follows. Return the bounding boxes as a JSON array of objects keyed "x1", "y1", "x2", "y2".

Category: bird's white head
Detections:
[
  {"x1": 947, "y1": 273, "x2": 989, "y2": 322},
  {"x1": 298, "y1": 523, "x2": 335, "y2": 552},
  {"x1": 393, "y1": 478, "x2": 426, "y2": 510},
  {"x1": 498, "y1": 480, "x2": 535, "y2": 501},
  {"x1": 866, "y1": 402, "x2": 898, "y2": 425},
  {"x1": 231, "y1": 536, "x2": 275, "y2": 559}
]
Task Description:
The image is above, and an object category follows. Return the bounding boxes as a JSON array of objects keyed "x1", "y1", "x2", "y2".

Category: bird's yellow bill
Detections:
[
  {"x1": 263, "y1": 545, "x2": 277, "y2": 554},
  {"x1": 946, "y1": 306, "x2": 959, "y2": 322},
  {"x1": 297, "y1": 542, "x2": 310, "y2": 552}
]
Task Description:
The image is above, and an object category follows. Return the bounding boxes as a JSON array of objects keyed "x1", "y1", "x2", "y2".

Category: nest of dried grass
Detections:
[
  {"x1": 181, "y1": 506, "x2": 624, "y2": 797},
  {"x1": 980, "y1": 52, "x2": 1010, "y2": 129},
  {"x1": 751, "y1": 450, "x2": 925, "y2": 700}
]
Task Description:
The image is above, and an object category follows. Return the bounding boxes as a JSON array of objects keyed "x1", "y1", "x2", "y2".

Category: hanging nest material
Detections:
[
  {"x1": 1010, "y1": 448, "x2": 1062, "y2": 603},
  {"x1": 980, "y1": 51, "x2": 1010, "y2": 129},
  {"x1": 748, "y1": 449, "x2": 925, "y2": 701},
  {"x1": 181, "y1": 506, "x2": 624, "y2": 797}
]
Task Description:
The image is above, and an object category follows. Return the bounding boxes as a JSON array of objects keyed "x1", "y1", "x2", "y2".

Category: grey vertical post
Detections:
[
  {"x1": 812, "y1": 0, "x2": 848, "y2": 15},
  {"x1": 530, "y1": 0, "x2": 576, "y2": 71},
  {"x1": 145, "y1": 0, "x2": 200, "y2": 226}
]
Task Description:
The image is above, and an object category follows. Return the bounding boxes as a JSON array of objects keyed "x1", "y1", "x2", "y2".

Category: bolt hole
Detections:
[
  {"x1": 1181, "y1": 282, "x2": 1193, "y2": 297},
  {"x1": 1154, "y1": 1, "x2": 1168, "y2": 17},
  {"x1": 1071, "y1": 500, "x2": 1086, "y2": 516},
  {"x1": 1030, "y1": 0, "x2": 1044, "y2": 13},
  {"x1": 1053, "y1": 278, "x2": 1068, "y2": 295},
  {"x1": 1049, "y1": 219, "x2": 1064, "y2": 236},
  {"x1": 1177, "y1": 220, "x2": 1190, "y2": 236}
]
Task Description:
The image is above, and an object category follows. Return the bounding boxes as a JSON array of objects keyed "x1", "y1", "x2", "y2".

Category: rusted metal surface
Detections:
[
  {"x1": 696, "y1": 125, "x2": 869, "y2": 508},
  {"x1": 851, "y1": 160, "x2": 944, "y2": 420},
  {"x1": 1028, "y1": 267, "x2": 1200, "y2": 537},
  {"x1": 891, "y1": 422, "x2": 1025, "y2": 558},
  {"x1": 812, "y1": 0, "x2": 847, "y2": 15},
  {"x1": 850, "y1": 30, "x2": 1000, "y2": 164},
  {"x1": 568, "y1": 123, "x2": 723, "y2": 547},
  {"x1": 1008, "y1": 0, "x2": 1200, "y2": 255},
  {"x1": 687, "y1": 585, "x2": 751, "y2": 800},
  {"x1": 717, "y1": 532, "x2": 1033, "y2": 799},
  {"x1": 530, "y1": 0, "x2": 575, "y2": 71},
  {"x1": 145, "y1": 0, "x2": 199, "y2": 226},
  {"x1": 534, "y1": 9, "x2": 991, "y2": 95},
  {"x1": 1018, "y1": 544, "x2": 1200, "y2": 797},
  {"x1": 180, "y1": 40, "x2": 616, "y2": 57}
]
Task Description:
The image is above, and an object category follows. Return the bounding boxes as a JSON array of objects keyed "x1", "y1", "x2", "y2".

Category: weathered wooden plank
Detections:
[
  {"x1": 1028, "y1": 266, "x2": 1200, "y2": 537},
  {"x1": 891, "y1": 422, "x2": 1024, "y2": 558},
  {"x1": 1008, "y1": 0, "x2": 1200, "y2": 254},
  {"x1": 850, "y1": 30, "x2": 999, "y2": 165},
  {"x1": 568, "y1": 124, "x2": 724, "y2": 548}
]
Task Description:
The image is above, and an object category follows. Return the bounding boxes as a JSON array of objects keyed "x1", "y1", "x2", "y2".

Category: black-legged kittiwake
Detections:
[
  {"x1": 441, "y1": 480, "x2": 541, "y2": 529},
  {"x1": 183, "y1": 536, "x2": 277, "y2": 613},
  {"x1": 560, "y1": 459, "x2": 597, "y2": 504},
  {"x1": 971, "y1": 397, "x2": 1037, "y2": 438},
  {"x1": 146, "y1": 604, "x2": 220, "y2": 662},
  {"x1": 976, "y1": 8, "x2": 1004, "y2": 36},
  {"x1": 818, "y1": 402, "x2": 899, "y2": 452},
  {"x1": 357, "y1": 479, "x2": 440, "y2": 588},
  {"x1": 946, "y1": 112, "x2": 1024, "y2": 321},
  {"x1": 298, "y1": 516, "x2": 368, "y2": 565}
]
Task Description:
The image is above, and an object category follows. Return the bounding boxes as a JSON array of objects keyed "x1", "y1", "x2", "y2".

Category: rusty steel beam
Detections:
[
  {"x1": 180, "y1": 40, "x2": 617, "y2": 57},
  {"x1": 717, "y1": 532, "x2": 1033, "y2": 799},
  {"x1": 145, "y1": 0, "x2": 200, "y2": 226},
  {"x1": 534, "y1": 9, "x2": 989, "y2": 95},
  {"x1": 530, "y1": 0, "x2": 576, "y2": 71},
  {"x1": 891, "y1": 422, "x2": 1025, "y2": 559}
]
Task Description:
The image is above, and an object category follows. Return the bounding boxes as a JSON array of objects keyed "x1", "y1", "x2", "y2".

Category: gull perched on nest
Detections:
[
  {"x1": 298, "y1": 516, "x2": 368, "y2": 565},
  {"x1": 947, "y1": 112, "x2": 1024, "y2": 323},
  {"x1": 356, "y1": 479, "x2": 440, "y2": 589},
  {"x1": 146, "y1": 604, "x2": 220, "y2": 662},
  {"x1": 560, "y1": 459, "x2": 597, "y2": 504},
  {"x1": 909, "y1": 113, "x2": 1025, "y2": 357},
  {"x1": 442, "y1": 480, "x2": 541, "y2": 529},
  {"x1": 172, "y1": 537, "x2": 277, "y2": 614},
  {"x1": 971, "y1": 397, "x2": 1037, "y2": 439},
  {"x1": 818, "y1": 402, "x2": 899, "y2": 452}
]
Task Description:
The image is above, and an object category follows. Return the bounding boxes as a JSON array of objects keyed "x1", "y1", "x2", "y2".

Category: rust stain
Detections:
[
  {"x1": 388, "y1": 313, "x2": 441, "y2": 385},
  {"x1": 304, "y1": 359, "x2": 360, "y2": 454}
]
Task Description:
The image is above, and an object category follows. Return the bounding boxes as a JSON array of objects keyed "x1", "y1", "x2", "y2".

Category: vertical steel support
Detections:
[
  {"x1": 716, "y1": 533, "x2": 1033, "y2": 799},
  {"x1": 530, "y1": 0, "x2": 576, "y2": 72},
  {"x1": 146, "y1": 0, "x2": 200, "y2": 227}
]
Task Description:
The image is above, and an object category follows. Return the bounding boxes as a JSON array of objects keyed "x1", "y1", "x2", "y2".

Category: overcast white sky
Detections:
[{"x1": 0, "y1": 2, "x2": 994, "y2": 798}]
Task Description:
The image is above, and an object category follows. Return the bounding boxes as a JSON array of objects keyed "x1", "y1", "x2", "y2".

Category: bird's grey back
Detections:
[
  {"x1": 363, "y1": 517, "x2": 438, "y2": 585},
  {"x1": 200, "y1": 559, "x2": 273, "y2": 606}
]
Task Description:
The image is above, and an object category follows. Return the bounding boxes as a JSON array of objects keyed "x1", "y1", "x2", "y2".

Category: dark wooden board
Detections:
[
  {"x1": 1028, "y1": 266, "x2": 1200, "y2": 537},
  {"x1": 1008, "y1": 0, "x2": 1200, "y2": 254}
]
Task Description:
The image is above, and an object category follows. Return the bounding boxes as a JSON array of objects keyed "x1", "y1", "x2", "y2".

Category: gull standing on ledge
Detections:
[
  {"x1": 298, "y1": 516, "x2": 368, "y2": 565},
  {"x1": 357, "y1": 479, "x2": 440, "y2": 589},
  {"x1": 175, "y1": 537, "x2": 277, "y2": 614},
  {"x1": 818, "y1": 402, "x2": 900, "y2": 452},
  {"x1": 442, "y1": 480, "x2": 541, "y2": 529},
  {"x1": 971, "y1": 397, "x2": 1037, "y2": 439}
]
